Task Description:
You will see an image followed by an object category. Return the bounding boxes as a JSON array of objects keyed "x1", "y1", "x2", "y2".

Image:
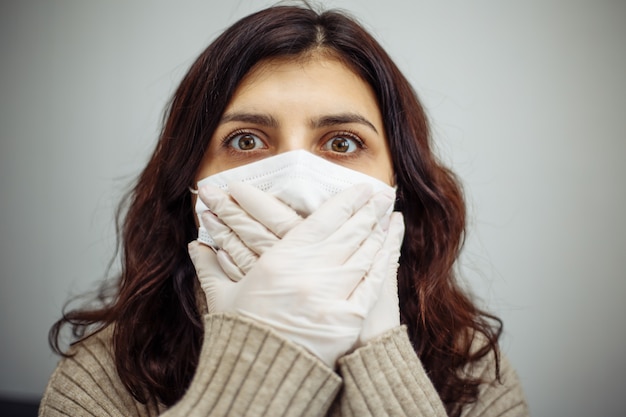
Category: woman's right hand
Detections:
[{"x1": 189, "y1": 184, "x2": 403, "y2": 368}]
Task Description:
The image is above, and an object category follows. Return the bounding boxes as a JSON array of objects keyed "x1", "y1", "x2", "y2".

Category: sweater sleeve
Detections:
[
  {"x1": 162, "y1": 314, "x2": 341, "y2": 417},
  {"x1": 332, "y1": 326, "x2": 528, "y2": 417},
  {"x1": 39, "y1": 313, "x2": 341, "y2": 417}
]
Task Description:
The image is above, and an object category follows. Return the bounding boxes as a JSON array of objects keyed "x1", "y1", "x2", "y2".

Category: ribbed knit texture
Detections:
[
  {"x1": 333, "y1": 326, "x2": 528, "y2": 417},
  {"x1": 38, "y1": 326, "x2": 161, "y2": 417},
  {"x1": 39, "y1": 314, "x2": 528, "y2": 417},
  {"x1": 162, "y1": 314, "x2": 341, "y2": 417}
]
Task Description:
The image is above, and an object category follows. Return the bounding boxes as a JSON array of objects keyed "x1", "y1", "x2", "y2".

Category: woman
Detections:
[{"x1": 41, "y1": 5, "x2": 528, "y2": 417}]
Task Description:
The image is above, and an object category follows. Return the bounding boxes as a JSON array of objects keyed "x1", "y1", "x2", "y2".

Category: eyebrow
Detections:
[
  {"x1": 220, "y1": 112, "x2": 279, "y2": 128},
  {"x1": 311, "y1": 113, "x2": 379, "y2": 134},
  {"x1": 219, "y1": 111, "x2": 378, "y2": 134}
]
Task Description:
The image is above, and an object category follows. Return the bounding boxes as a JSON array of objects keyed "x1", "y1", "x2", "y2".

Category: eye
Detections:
[
  {"x1": 322, "y1": 134, "x2": 362, "y2": 154},
  {"x1": 226, "y1": 132, "x2": 266, "y2": 151}
]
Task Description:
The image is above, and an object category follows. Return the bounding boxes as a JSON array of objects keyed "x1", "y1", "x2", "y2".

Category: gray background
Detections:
[{"x1": 1, "y1": 1, "x2": 625, "y2": 416}]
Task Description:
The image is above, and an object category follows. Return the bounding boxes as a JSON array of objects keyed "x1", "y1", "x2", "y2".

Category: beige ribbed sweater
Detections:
[{"x1": 39, "y1": 314, "x2": 528, "y2": 416}]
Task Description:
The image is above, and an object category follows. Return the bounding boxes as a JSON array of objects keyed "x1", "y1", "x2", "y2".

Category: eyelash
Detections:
[
  {"x1": 321, "y1": 130, "x2": 366, "y2": 158},
  {"x1": 219, "y1": 128, "x2": 367, "y2": 157},
  {"x1": 220, "y1": 129, "x2": 266, "y2": 151}
]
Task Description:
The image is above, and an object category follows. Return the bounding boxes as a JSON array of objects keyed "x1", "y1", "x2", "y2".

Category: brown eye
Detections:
[
  {"x1": 331, "y1": 138, "x2": 350, "y2": 152},
  {"x1": 323, "y1": 135, "x2": 361, "y2": 154},
  {"x1": 238, "y1": 135, "x2": 256, "y2": 150},
  {"x1": 227, "y1": 133, "x2": 265, "y2": 151}
]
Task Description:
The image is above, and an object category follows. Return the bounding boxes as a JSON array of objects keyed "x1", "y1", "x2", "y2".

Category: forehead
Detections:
[
  {"x1": 226, "y1": 54, "x2": 380, "y2": 113},
  {"x1": 241, "y1": 52, "x2": 361, "y2": 82}
]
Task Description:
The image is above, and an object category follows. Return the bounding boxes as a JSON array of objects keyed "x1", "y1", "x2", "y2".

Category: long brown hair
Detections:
[{"x1": 50, "y1": 5, "x2": 501, "y2": 415}]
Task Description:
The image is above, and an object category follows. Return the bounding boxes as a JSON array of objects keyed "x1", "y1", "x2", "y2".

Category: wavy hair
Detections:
[{"x1": 50, "y1": 5, "x2": 501, "y2": 416}]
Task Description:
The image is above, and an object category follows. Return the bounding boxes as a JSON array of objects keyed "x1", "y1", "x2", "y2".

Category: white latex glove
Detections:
[
  {"x1": 198, "y1": 181, "x2": 405, "y2": 346},
  {"x1": 189, "y1": 184, "x2": 402, "y2": 367},
  {"x1": 197, "y1": 182, "x2": 303, "y2": 281},
  {"x1": 354, "y1": 232, "x2": 403, "y2": 346}
]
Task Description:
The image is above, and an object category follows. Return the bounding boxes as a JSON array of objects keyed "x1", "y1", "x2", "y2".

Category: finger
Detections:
[
  {"x1": 198, "y1": 182, "x2": 230, "y2": 212},
  {"x1": 377, "y1": 212, "x2": 404, "y2": 301},
  {"x1": 188, "y1": 240, "x2": 232, "y2": 313},
  {"x1": 385, "y1": 212, "x2": 405, "y2": 285},
  {"x1": 201, "y1": 212, "x2": 258, "y2": 273},
  {"x1": 282, "y1": 183, "x2": 375, "y2": 245},
  {"x1": 323, "y1": 192, "x2": 394, "y2": 264},
  {"x1": 228, "y1": 181, "x2": 303, "y2": 238},
  {"x1": 188, "y1": 240, "x2": 219, "y2": 277},
  {"x1": 341, "y1": 224, "x2": 386, "y2": 298},
  {"x1": 200, "y1": 183, "x2": 279, "y2": 255},
  {"x1": 379, "y1": 212, "x2": 405, "y2": 278},
  {"x1": 347, "y1": 213, "x2": 405, "y2": 310},
  {"x1": 216, "y1": 250, "x2": 245, "y2": 282},
  {"x1": 306, "y1": 219, "x2": 388, "y2": 303}
]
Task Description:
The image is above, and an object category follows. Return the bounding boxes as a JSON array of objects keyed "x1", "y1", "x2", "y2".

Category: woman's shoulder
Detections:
[
  {"x1": 48, "y1": 324, "x2": 117, "y2": 387},
  {"x1": 67, "y1": 322, "x2": 115, "y2": 354},
  {"x1": 458, "y1": 331, "x2": 529, "y2": 417},
  {"x1": 462, "y1": 329, "x2": 519, "y2": 381},
  {"x1": 39, "y1": 324, "x2": 161, "y2": 417}
]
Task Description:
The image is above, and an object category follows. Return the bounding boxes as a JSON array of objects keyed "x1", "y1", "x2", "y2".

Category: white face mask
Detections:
[{"x1": 193, "y1": 150, "x2": 395, "y2": 246}]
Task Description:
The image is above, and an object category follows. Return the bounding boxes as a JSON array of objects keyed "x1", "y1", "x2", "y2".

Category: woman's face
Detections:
[{"x1": 196, "y1": 55, "x2": 394, "y2": 185}]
